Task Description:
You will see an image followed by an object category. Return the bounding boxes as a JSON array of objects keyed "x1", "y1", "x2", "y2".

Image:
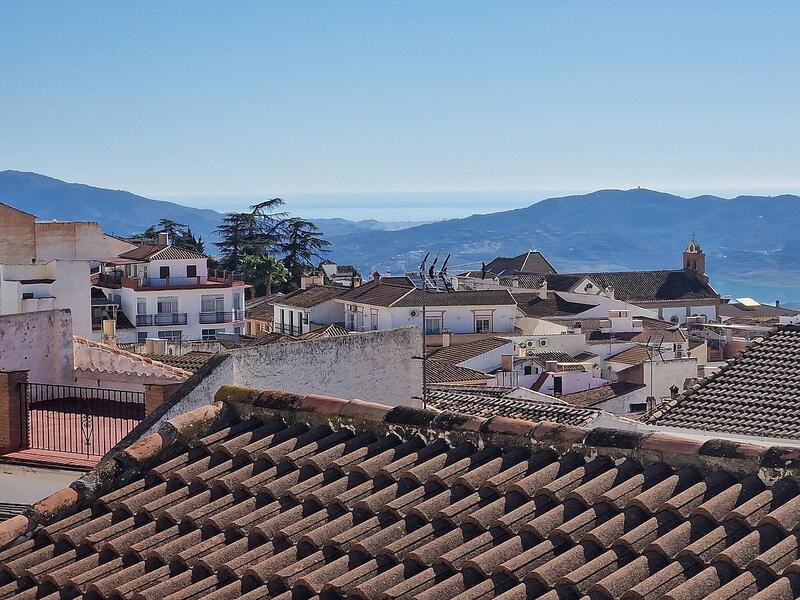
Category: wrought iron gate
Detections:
[{"x1": 19, "y1": 383, "x2": 145, "y2": 457}]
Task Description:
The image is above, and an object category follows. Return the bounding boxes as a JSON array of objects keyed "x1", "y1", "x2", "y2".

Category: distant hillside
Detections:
[
  {"x1": 0, "y1": 171, "x2": 224, "y2": 239},
  {"x1": 323, "y1": 188, "x2": 800, "y2": 302}
]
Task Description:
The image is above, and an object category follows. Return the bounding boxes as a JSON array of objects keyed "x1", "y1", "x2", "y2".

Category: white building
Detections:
[
  {"x1": 0, "y1": 203, "x2": 135, "y2": 337},
  {"x1": 96, "y1": 236, "x2": 248, "y2": 342},
  {"x1": 337, "y1": 276, "x2": 518, "y2": 334},
  {"x1": 272, "y1": 285, "x2": 348, "y2": 336},
  {"x1": 320, "y1": 260, "x2": 361, "y2": 287}
]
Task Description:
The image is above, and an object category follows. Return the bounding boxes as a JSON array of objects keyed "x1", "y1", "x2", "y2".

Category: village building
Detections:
[
  {"x1": 243, "y1": 292, "x2": 284, "y2": 336},
  {"x1": 95, "y1": 234, "x2": 248, "y2": 343},
  {"x1": 320, "y1": 260, "x2": 361, "y2": 287},
  {"x1": 271, "y1": 285, "x2": 348, "y2": 336},
  {"x1": 0, "y1": 202, "x2": 135, "y2": 336},
  {"x1": 458, "y1": 241, "x2": 721, "y2": 324},
  {"x1": 337, "y1": 276, "x2": 517, "y2": 335}
]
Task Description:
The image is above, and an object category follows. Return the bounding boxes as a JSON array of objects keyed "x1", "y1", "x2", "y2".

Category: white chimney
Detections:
[
  {"x1": 441, "y1": 329, "x2": 452, "y2": 348},
  {"x1": 158, "y1": 232, "x2": 169, "y2": 245},
  {"x1": 101, "y1": 319, "x2": 117, "y2": 346}
]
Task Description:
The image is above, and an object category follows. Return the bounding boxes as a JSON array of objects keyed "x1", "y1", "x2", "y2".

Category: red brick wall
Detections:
[
  {"x1": 144, "y1": 382, "x2": 183, "y2": 417},
  {"x1": 0, "y1": 370, "x2": 29, "y2": 453}
]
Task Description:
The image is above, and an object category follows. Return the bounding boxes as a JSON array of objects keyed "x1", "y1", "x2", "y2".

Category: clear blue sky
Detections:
[{"x1": 2, "y1": 1, "x2": 799, "y2": 201}]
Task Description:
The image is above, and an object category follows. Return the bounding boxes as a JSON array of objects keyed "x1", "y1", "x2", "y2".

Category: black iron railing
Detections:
[
  {"x1": 19, "y1": 382, "x2": 145, "y2": 458},
  {"x1": 154, "y1": 312, "x2": 188, "y2": 325},
  {"x1": 198, "y1": 310, "x2": 244, "y2": 324}
]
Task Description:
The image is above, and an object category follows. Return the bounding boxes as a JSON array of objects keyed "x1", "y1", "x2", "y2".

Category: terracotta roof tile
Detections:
[
  {"x1": 644, "y1": 324, "x2": 800, "y2": 439},
  {"x1": 7, "y1": 386, "x2": 800, "y2": 600}
]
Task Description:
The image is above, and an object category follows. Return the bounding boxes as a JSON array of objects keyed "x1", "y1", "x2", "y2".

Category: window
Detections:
[
  {"x1": 629, "y1": 402, "x2": 648, "y2": 413},
  {"x1": 523, "y1": 365, "x2": 532, "y2": 376},
  {"x1": 371, "y1": 310, "x2": 379, "y2": 331},
  {"x1": 425, "y1": 317, "x2": 442, "y2": 335},
  {"x1": 233, "y1": 292, "x2": 242, "y2": 311},
  {"x1": 159, "y1": 266, "x2": 170, "y2": 279},
  {"x1": 553, "y1": 376, "x2": 563, "y2": 395},
  {"x1": 157, "y1": 297, "x2": 178, "y2": 314},
  {"x1": 137, "y1": 331, "x2": 149, "y2": 343},
  {"x1": 475, "y1": 317, "x2": 492, "y2": 333},
  {"x1": 201, "y1": 295, "x2": 224, "y2": 312},
  {"x1": 202, "y1": 328, "x2": 225, "y2": 340},
  {"x1": 234, "y1": 326, "x2": 242, "y2": 335},
  {"x1": 136, "y1": 298, "x2": 146, "y2": 315},
  {"x1": 158, "y1": 330, "x2": 182, "y2": 341},
  {"x1": 187, "y1": 264, "x2": 197, "y2": 278}
]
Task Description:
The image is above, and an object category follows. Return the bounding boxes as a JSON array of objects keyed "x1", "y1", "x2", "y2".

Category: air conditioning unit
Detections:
[
  {"x1": 539, "y1": 339, "x2": 547, "y2": 346},
  {"x1": 526, "y1": 349, "x2": 536, "y2": 357},
  {"x1": 526, "y1": 340, "x2": 535, "y2": 347},
  {"x1": 409, "y1": 310, "x2": 418, "y2": 317}
]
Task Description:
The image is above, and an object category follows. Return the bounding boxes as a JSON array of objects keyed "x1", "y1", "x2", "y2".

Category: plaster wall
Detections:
[{"x1": 0, "y1": 309, "x2": 75, "y2": 384}]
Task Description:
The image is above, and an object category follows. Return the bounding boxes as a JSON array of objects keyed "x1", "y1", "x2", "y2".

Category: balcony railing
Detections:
[
  {"x1": 278, "y1": 324, "x2": 303, "y2": 336},
  {"x1": 97, "y1": 270, "x2": 246, "y2": 290},
  {"x1": 199, "y1": 310, "x2": 245, "y2": 324},
  {"x1": 136, "y1": 312, "x2": 188, "y2": 326}
]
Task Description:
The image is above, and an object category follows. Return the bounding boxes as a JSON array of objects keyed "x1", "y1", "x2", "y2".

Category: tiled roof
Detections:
[
  {"x1": 485, "y1": 251, "x2": 556, "y2": 275},
  {"x1": 336, "y1": 280, "x2": 415, "y2": 307},
  {"x1": 718, "y1": 301, "x2": 799, "y2": 320},
  {"x1": 118, "y1": 244, "x2": 206, "y2": 261},
  {"x1": 426, "y1": 361, "x2": 493, "y2": 384},
  {"x1": 394, "y1": 289, "x2": 516, "y2": 308},
  {"x1": 245, "y1": 293, "x2": 283, "y2": 321},
  {"x1": 644, "y1": 324, "x2": 800, "y2": 439},
  {"x1": 524, "y1": 350, "x2": 581, "y2": 368},
  {"x1": 513, "y1": 292, "x2": 596, "y2": 318},
  {"x1": 72, "y1": 336, "x2": 192, "y2": 380},
  {"x1": 429, "y1": 337, "x2": 513, "y2": 364},
  {"x1": 141, "y1": 351, "x2": 215, "y2": 373},
  {"x1": 8, "y1": 386, "x2": 800, "y2": 600},
  {"x1": 276, "y1": 285, "x2": 347, "y2": 309},
  {"x1": 560, "y1": 381, "x2": 647, "y2": 408},
  {"x1": 298, "y1": 324, "x2": 349, "y2": 340},
  {"x1": 426, "y1": 388, "x2": 599, "y2": 425},
  {"x1": 607, "y1": 346, "x2": 654, "y2": 366},
  {"x1": 573, "y1": 317, "x2": 686, "y2": 345},
  {"x1": 335, "y1": 265, "x2": 356, "y2": 275},
  {"x1": 513, "y1": 270, "x2": 719, "y2": 302}
]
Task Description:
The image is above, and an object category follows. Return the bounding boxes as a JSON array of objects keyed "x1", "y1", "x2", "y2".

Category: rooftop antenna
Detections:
[{"x1": 419, "y1": 252, "x2": 430, "y2": 408}]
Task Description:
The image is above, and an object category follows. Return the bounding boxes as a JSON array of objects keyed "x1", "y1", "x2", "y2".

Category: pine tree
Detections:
[{"x1": 281, "y1": 218, "x2": 331, "y2": 288}]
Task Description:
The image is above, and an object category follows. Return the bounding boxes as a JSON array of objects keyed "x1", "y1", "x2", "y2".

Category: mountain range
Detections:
[{"x1": 2, "y1": 170, "x2": 800, "y2": 302}]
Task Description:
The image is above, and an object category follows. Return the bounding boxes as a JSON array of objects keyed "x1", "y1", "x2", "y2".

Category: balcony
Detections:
[
  {"x1": 278, "y1": 324, "x2": 303, "y2": 336},
  {"x1": 136, "y1": 313, "x2": 188, "y2": 326},
  {"x1": 96, "y1": 270, "x2": 246, "y2": 291},
  {"x1": 199, "y1": 310, "x2": 245, "y2": 324}
]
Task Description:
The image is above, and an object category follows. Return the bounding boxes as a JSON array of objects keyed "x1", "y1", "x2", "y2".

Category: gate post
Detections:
[{"x1": 0, "y1": 370, "x2": 29, "y2": 453}]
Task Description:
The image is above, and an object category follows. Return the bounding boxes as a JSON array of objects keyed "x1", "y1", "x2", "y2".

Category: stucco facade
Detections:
[{"x1": 0, "y1": 309, "x2": 75, "y2": 384}]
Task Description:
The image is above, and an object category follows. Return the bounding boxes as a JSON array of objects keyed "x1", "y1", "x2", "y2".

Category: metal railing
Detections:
[
  {"x1": 279, "y1": 324, "x2": 303, "y2": 336},
  {"x1": 97, "y1": 270, "x2": 246, "y2": 290},
  {"x1": 154, "y1": 312, "x2": 188, "y2": 325},
  {"x1": 19, "y1": 382, "x2": 145, "y2": 457},
  {"x1": 199, "y1": 310, "x2": 244, "y2": 324}
]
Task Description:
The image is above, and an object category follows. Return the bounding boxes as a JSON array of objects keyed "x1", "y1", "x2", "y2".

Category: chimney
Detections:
[
  {"x1": 777, "y1": 299, "x2": 781, "y2": 308},
  {"x1": 101, "y1": 319, "x2": 117, "y2": 346},
  {"x1": 501, "y1": 354, "x2": 513, "y2": 371},
  {"x1": 373, "y1": 271, "x2": 382, "y2": 283},
  {"x1": 157, "y1": 232, "x2": 169, "y2": 246},
  {"x1": 441, "y1": 329, "x2": 451, "y2": 347},
  {"x1": 300, "y1": 272, "x2": 324, "y2": 289}
]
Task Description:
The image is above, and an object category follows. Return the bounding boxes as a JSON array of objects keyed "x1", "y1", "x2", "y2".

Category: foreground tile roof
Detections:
[
  {"x1": 643, "y1": 325, "x2": 800, "y2": 440},
  {"x1": 6, "y1": 387, "x2": 800, "y2": 600}
]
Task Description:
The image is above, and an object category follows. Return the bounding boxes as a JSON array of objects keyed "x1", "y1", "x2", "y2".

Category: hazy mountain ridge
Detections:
[
  {"x1": 4, "y1": 171, "x2": 800, "y2": 301},
  {"x1": 323, "y1": 188, "x2": 800, "y2": 301},
  {"x1": 0, "y1": 170, "x2": 224, "y2": 238}
]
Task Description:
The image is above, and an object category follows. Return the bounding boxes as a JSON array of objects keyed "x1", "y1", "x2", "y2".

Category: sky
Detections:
[{"x1": 2, "y1": 1, "x2": 800, "y2": 211}]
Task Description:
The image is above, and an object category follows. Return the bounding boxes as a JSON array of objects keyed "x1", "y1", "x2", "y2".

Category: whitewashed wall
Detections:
[{"x1": 0, "y1": 309, "x2": 74, "y2": 384}]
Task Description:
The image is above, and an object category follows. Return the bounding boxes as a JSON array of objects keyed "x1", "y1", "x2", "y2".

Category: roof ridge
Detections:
[{"x1": 72, "y1": 335, "x2": 193, "y2": 378}]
